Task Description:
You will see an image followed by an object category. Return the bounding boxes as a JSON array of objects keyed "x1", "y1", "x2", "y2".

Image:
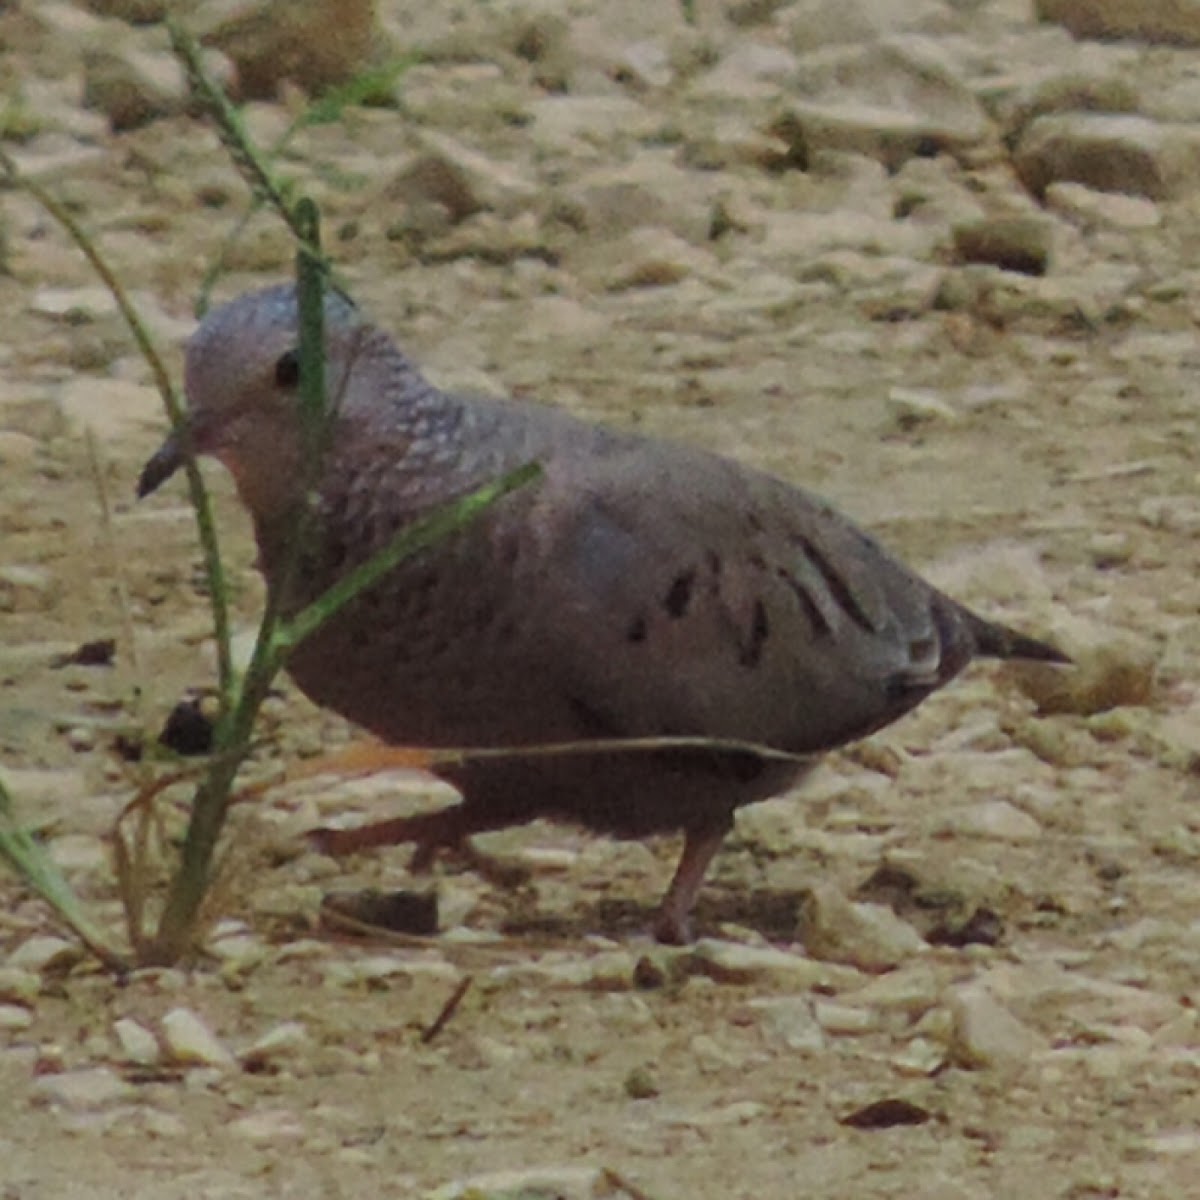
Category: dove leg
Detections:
[
  {"x1": 653, "y1": 820, "x2": 732, "y2": 945},
  {"x1": 310, "y1": 802, "x2": 515, "y2": 863}
]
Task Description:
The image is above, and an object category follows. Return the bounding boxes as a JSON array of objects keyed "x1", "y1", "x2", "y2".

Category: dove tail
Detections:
[{"x1": 964, "y1": 610, "x2": 1070, "y2": 664}]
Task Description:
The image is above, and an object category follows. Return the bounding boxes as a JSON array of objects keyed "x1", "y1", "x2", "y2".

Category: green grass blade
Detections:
[
  {"x1": 297, "y1": 57, "x2": 420, "y2": 126},
  {"x1": 0, "y1": 775, "x2": 127, "y2": 970}
]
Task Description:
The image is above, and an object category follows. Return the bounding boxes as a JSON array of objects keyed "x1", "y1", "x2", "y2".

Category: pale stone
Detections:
[
  {"x1": 239, "y1": 1021, "x2": 308, "y2": 1068},
  {"x1": 1036, "y1": 0, "x2": 1200, "y2": 46},
  {"x1": 943, "y1": 799, "x2": 1043, "y2": 842},
  {"x1": 230, "y1": 1109, "x2": 307, "y2": 1142},
  {"x1": 799, "y1": 884, "x2": 927, "y2": 972},
  {"x1": 1016, "y1": 113, "x2": 1200, "y2": 200},
  {"x1": 744, "y1": 996, "x2": 827, "y2": 1050},
  {"x1": 1045, "y1": 182, "x2": 1162, "y2": 230},
  {"x1": 31, "y1": 1067, "x2": 136, "y2": 1110},
  {"x1": 8, "y1": 935, "x2": 81, "y2": 973},
  {"x1": 0, "y1": 1004, "x2": 33, "y2": 1030},
  {"x1": 947, "y1": 984, "x2": 1043, "y2": 1068},
  {"x1": 892, "y1": 1036, "x2": 948, "y2": 1076},
  {"x1": 161, "y1": 1007, "x2": 237, "y2": 1069},
  {"x1": 688, "y1": 939, "x2": 842, "y2": 988},
  {"x1": 887, "y1": 387, "x2": 958, "y2": 430},
  {"x1": 82, "y1": 43, "x2": 187, "y2": 131},
  {"x1": 427, "y1": 1166, "x2": 603, "y2": 1200},
  {"x1": 113, "y1": 1017, "x2": 160, "y2": 1066},
  {"x1": 813, "y1": 1000, "x2": 878, "y2": 1035},
  {"x1": 0, "y1": 968, "x2": 39, "y2": 1005},
  {"x1": 0, "y1": 565, "x2": 57, "y2": 614}
]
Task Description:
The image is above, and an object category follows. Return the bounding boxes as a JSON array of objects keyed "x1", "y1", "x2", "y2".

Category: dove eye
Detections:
[{"x1": 274, "y1": 349, "x2": 301, "y2": 389}]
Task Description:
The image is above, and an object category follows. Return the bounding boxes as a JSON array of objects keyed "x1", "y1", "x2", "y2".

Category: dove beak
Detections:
[{"x1": 136, "y1": 428, "x2": 187, "y2": 498}]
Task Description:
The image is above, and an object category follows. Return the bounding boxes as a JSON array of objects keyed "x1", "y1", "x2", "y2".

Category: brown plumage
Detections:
[{"x1": 138, "y1": 284, "x2": 1067, "y2": 942}]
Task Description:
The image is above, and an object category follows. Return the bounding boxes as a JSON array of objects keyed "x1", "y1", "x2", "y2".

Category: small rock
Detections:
[
  {"x1": 947, "y1": 984, "x2": 1043, "y2": 1069},
  {"x1": 199, "y1": 0, "x2": 382, "y2": 99},
  {"x1": 624, "y1": 1065, "x2": 660, "y2": 1099},
  {"x1": 0, "y1": 565, "x2": 57, "y2": 614},
  {"x1": 82, "y1": 42, "x2": 188, "y2": 131},
  {"x1": 83, "y1": 0, "x2": 169, "y2": 19},
  {"x1": 427, "y1": 1166, "x2": 604, "y2": 1200},
  {"x1": 662, "y1": 1100, "x2": 766, "y2": 1128},
  {"x1": 0, "y1": 432, "x2": 39, "y2": 465},
  {"x1": 388, "y1": 132, "x2": 538, "y2": 222},
  {"x1": 780, "y1": 0, "x2": 943, "y2": 51},
  {"x1": 798, "y1": 885, "x2": 927, "y2": 972},
  {"x1": 886, "y1": 387, "x2": 957, "y2": 431},
  {"x1": 529, "y1": 95, "x2": 657, "y2": 153},
  {"x1": 1009, "y1": 639, "x2": 1156, "y2": 716},
  {"x1": 688, "y1": 939, "x2": 839, "y2": 988},
  {"x1": 161, "y1": 1007, "x2": 236, "y2": 1069},
  {"x1": 942, "y1": 799, "x2": 1043, "y2": 843},
  {"x1": 813, "y1": 1000, "x2": 877, "y2": 1036},
  {"x1": 952, "y1": 217, "x2": 1052, "y2": 277},
  {"x1": 0, "y1": 967, "x2": 40, "y2": 1005},
  {"x1": 743, "y1": 996, "x2": 827, "y2": 1050},
  {"x1": 1044, "y1": 182, "x2": 1161, "y2": 230},
  {"x1": 490, "y1": 950, "x2": 638, "y2": 991},
  {"x1": 846, "y1": 963, "x2": 940, "y2": 1018},
  {"x1": 691, "y1": 40, "x2": 798, "y2": 102},
  {"x1": 891, "y1": 1037, "x2": 948, "y2": 1076},
  {"x1": 8, "y1": 935, "x2": 81, "y2": 973},
  {"x1": 229, "y1": 1109, "x2": 307, "y2": 1143},
  {"x1": 774, "y1": 40, "x2": 993, "y2": 171},
  {"x1": 141, "y1": 1109, "x2": 187, "y2": 1138},
  {"x1": 113, "y1": 1017, "x2": 160, "y2": 1066},
  {"x1": 31, "y1": 284, "x2": 119, "y2": 321},
  {"x1": 597, "y1": 227, "x2": 710, "y2": 291},
  {"x1": 0, "y1": 1004, "x2": 33, "y2": 1030},
  {"x1": 239, "y1": 1021, "x2": 308, "y2": 1069},
  {"x1": 1086, "y1": 531, "x2": 1134, "y2": 568},
  {"x1": 1036, "y1": 0, "x2": 1200, "y2": 46},
  {"x1": 615, "y1": 40, "x2": 672, "y2": 90},
  {"x1": 31, "y1": 1067, "x2": 136, "y2": 1111},
  {"x1": 839, "y1": 1096, "x2": 932, "y2": 1128},
  {"x1": 1015, "y1": 114, "x2": 1200, "y2": 200}
]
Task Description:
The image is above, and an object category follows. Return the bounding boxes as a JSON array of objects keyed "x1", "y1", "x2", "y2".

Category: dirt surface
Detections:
[{"x1": 2, "y1": 2, "x2": 1200, "y2": 1197}]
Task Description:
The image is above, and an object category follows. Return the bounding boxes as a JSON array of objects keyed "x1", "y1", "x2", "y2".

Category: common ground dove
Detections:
[{"x1": 138, "y1": 284, "x2": 1067, "y2": 942}]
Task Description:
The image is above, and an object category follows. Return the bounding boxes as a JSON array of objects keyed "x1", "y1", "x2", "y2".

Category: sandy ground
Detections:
[{"x1": 2, "y1": 1, "x2": 1199, "y2": 1197}]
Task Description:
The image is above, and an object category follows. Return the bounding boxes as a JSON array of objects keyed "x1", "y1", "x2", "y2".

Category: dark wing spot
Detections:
[
  {"x1": 566, "y1": 694, "x2": 627, "y2": 738},
  {"x1": 776, "y1": 566, "x2": 833, "y2": 636},
  {"x1": 909, "y1": 636, "x2": 937, "y2": 664},
  {"x1": 739, "y1": 599, "x2": 770, "y2": 669},
  {"x1": 788, "y1": 532, "x2": 878, "y2": 634},
  {"x1": 706, "y1": 550, "x2": 722, "y2": 577},
  {"x1": 663, "y1": 570, "x2": 695, "y2": 619},
  {"x1": 626, "y1": 614, "x2": 648, "y2": 644},
  {"x1": 274, "y1": 348, "x2": 301, "y2": 389}
]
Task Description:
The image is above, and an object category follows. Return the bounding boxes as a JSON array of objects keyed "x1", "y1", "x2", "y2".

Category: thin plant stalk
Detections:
[{"x1": 148, "y1": 223, "x2": 333, "y2": 962}]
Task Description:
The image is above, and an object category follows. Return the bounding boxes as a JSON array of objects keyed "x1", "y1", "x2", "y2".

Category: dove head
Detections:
[{"x1": 136, "y1": 284, "x2": 375, "y2": 521}]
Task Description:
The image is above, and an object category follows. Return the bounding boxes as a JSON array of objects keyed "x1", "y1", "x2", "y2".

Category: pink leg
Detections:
[
  {"x1": 653, "y1": 822, "x2": 730, "y2": 945},
  {"x1": 309, "y1": 803, "x2": 530, "y2": 887},
  {"x1": 310, "y1": 803, "x2": 500, "y2": 860}
]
